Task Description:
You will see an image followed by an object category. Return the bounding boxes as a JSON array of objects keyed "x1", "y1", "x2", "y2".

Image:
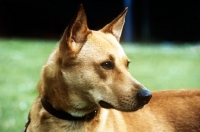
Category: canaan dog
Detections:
[{"x1": 24, "y1": 5, "x2": 200, "y2": 132}]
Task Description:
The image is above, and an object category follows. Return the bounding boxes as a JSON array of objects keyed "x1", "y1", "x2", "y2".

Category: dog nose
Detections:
[{"x1": 137, "y1": 89, "x2": 152, "y2": 106}]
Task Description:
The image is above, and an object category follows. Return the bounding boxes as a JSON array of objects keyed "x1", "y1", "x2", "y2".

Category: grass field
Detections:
[{"x1": 0, "y1": 38, "x2": 200, "y2": 131}]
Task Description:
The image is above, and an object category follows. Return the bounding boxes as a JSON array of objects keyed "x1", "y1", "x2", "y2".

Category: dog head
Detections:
[{"x1": 40, "y1": 5, "x2": 151, "y2": 116}]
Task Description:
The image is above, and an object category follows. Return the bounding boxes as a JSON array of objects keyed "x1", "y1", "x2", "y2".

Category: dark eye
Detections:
[
  {"x1": 101, "y1": 61, "x2": 114, "y2": 70},
  {"x1": 127, "y1": 61, "x2": 130, "y2": 68}
]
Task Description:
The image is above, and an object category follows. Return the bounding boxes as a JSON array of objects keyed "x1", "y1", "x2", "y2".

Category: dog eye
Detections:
[
  {"x1": 127, "y1": 61, "x2": 130, "y2": 68},
  {"x1": 101, "y1": 61, "x2": 114, "y2": 70}
]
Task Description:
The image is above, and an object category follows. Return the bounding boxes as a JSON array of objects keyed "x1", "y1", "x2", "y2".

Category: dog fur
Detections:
[{"x1": 26, "y1": 5, "x2": 200, "y2": 132}]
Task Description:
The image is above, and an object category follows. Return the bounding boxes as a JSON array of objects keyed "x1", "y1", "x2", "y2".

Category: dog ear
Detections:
[
  {"x1": 100, "y1": 8, "x2": 128, "y2": 41},
  {"x1": 59, "y1": 4, "x2": 91, "y2": 55}
]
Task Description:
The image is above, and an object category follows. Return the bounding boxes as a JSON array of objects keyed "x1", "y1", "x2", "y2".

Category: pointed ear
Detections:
[
  {"x1": 100, "y1": 8, "x2": 128, "y2": 41},
  {"x1": 59, "y1": 4, "x2": 91, "y2": 55}
]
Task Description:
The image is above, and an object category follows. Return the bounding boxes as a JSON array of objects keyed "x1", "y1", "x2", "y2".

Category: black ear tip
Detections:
[
  {"x1": 123, "y1": 7, "x2": 128, "y2": 14},
  {"x1": 77, "y1": 4, "x2": 86, "y2": 16},
  {"x1": 79, "y1": 4, "x2": 84, "y2": 10}
]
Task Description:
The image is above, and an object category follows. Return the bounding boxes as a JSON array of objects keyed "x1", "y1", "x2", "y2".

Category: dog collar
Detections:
[{"x1": 41, "y1": 98, "x2": 98, "y2": 121}]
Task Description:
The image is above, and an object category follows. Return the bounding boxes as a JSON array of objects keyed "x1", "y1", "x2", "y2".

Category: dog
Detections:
[{"x1": 24, "y1": 5, "x2": 200, "y2": 132}]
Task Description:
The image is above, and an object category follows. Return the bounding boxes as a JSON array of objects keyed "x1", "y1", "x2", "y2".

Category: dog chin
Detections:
[{"x1": 99, "y1": 100, "x2": 144, "y2": 112}]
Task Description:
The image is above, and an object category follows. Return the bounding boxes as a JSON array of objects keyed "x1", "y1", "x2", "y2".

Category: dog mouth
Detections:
[
  {"x1": 99, "y1": 100, "x2": 114, "y2": 109},
  {"x1": 99, "y1": 100, "x2": 148, "y2": 112},
  {"x1": 99, "y1": 100, "x2": 141, "y2": 111}
]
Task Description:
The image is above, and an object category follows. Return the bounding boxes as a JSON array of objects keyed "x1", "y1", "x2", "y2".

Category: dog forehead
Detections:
[{"x1": 85, "y1": 31, "x2": 126, "y2": 57}]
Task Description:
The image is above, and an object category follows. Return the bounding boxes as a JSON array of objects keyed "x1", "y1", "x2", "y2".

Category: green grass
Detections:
[
  {"x1": 0, "y1": 38, "x2": 200, "y2": 131},
  {"x1": 123, "y1": 43, "x2": 200, "y2": 90}
]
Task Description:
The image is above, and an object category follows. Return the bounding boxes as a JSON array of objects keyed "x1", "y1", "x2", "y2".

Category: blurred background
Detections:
[
  {"x1": 0, "y1": 0, "x2": 200, "y2": 131},
  {"x1": 0, "y1": 0, "x2": 200, "y2": 42}
]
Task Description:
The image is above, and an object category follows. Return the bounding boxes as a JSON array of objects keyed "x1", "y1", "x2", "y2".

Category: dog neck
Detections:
[{"x1": 41, "y1": 98, "x2": 98, "y2": 121}]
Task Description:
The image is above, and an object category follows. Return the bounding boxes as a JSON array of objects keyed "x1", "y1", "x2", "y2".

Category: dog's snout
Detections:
[{"x1": 137, "y1": 89, "x2": 152, "y2": 106}]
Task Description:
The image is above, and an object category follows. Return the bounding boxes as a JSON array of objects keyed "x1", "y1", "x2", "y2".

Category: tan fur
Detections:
[{"x1": 26, "y1": 5, "x2": 200, "y2": 132}]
